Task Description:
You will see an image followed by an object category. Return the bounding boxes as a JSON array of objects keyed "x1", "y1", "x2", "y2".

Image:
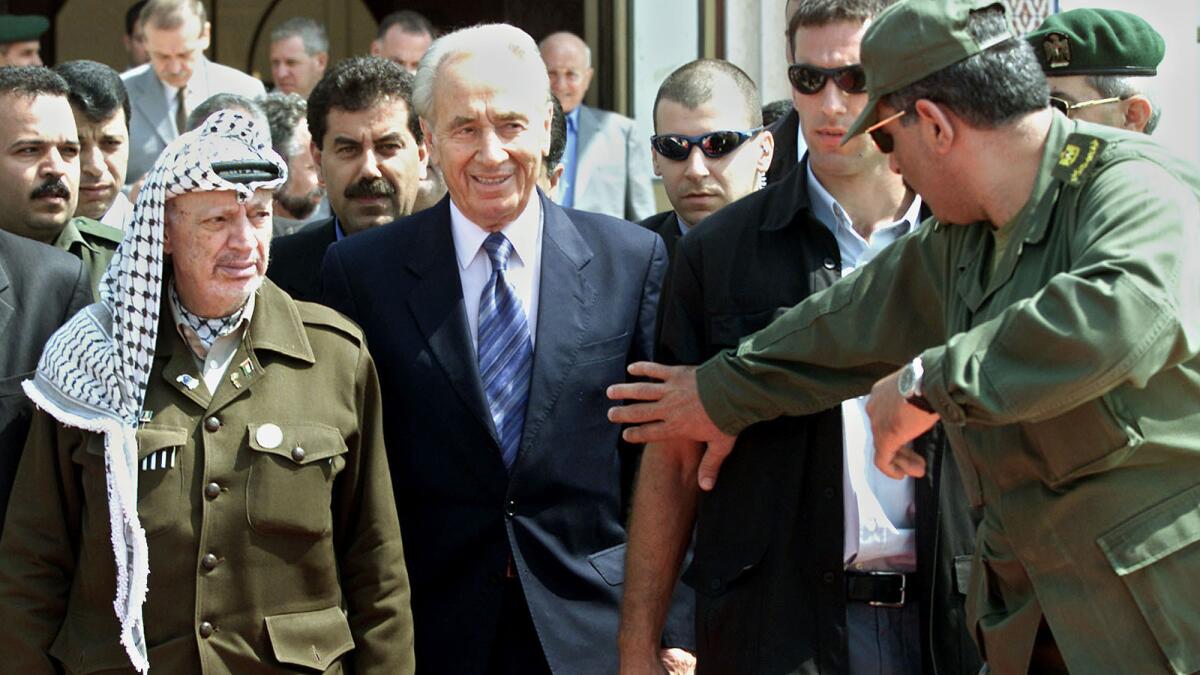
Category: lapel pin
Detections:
[
  {"x1": 139, "y1": 409, "x2": 155, "y2": 423},
  {"x1": 176, "y1": 374, "x2": 200, "y2": 391},
  {"x1": 230, "y1": 372, "x2": 242, "y2": 389},
  {"x1": 239, "y1": 359, "x2": 254, "y2": 377}
]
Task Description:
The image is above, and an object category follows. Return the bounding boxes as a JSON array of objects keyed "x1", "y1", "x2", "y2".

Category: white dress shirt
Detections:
[
  {"x1": 100, "y1": 191, "x2": 134, "y2": 230},
  {"x1": 450, "y1": 196, "x2": 544, "y2": 351},
  {"x1": 807, "y1": 163, "x2": 924, "y2": 573}
]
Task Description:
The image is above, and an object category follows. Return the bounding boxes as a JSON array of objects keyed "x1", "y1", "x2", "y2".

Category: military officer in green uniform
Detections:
[
  {"x1": 1028, "y1": 8, "x2": 1164, "y2": 135},
  {"x1": 609, "y1": 1, "x2": 1200, "y2": 673},
  {"x1": 0, "y1": 14, "x2": 47, "y2": 67},
  {"x1": 0, "y1": 111, "x2": 413, "y2": 673},
  {"x1": 0, "y1": 66, "x2": 121, "y2": 298}
]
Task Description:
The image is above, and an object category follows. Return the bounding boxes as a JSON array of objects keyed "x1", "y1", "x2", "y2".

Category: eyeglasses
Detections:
[
  {"x1": 650, "y1": 127, "x2": 764, "y2": 161},
  {"x1": 865, "y1": 109, "x2": 907, "y2": 154},
  {"x1": 1048, "y1": 95, "x2": 1123, "y2": 117},
  {"x1": 787, "y1": 64, "x2": 867, "y2": 95}
]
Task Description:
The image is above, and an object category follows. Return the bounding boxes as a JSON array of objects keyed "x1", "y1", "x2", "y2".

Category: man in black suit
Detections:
[
  {"x1": 640, "y1": 59, "x2": 774, "y2": 265},
  {"x1": 0, "y1": 229, "x2": 90, "y2": 530},
  {"x1": 618, "y1": 2, "x2": 980, "y2": 674},
  {"x1": 322, "y1": 23, "x2": 692, "y2": 675},
  {"x1": 267, "y1": 57, "x2": 427, "y2": 302}
]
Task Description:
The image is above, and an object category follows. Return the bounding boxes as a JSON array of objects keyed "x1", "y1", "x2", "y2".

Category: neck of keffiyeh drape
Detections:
[{"x1": 23, "y1": 111, "x2": 285, "y2": 673}]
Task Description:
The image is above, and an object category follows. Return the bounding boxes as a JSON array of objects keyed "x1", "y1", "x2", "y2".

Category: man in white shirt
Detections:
[{"x1": 121, "y1": 0, "x2": 265, "y2": 186}]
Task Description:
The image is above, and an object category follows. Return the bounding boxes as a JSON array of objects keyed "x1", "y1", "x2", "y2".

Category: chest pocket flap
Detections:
[{"x1": 248, "y1": 423, "x2": 347, "y2": 465}]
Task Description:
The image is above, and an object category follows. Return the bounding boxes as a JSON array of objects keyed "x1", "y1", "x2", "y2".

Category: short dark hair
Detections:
[
  {"x1": 0, "y1": 66, "x2": 69, "y2": 99},
  {"x1": 377, "y1": 10, "x2": 435, "y2": 40},
  {"x1": 270, "y1": 16, "x2": 328, "y2": 56},
  {"x1": 762, "y1": 99, "x2": 793, "y2": 127},
  {"x1": 787, "y1": 0, "x2": 892, "y2": 58},
  {"x1": 547, "y1": 95, "x2": 566, "y2": 167},
  {"x1": 653, "y1": 58, "x2": 761, "y2": 133},
  {"x1": 55, "y1": 60, "x2": 130, "y2": 130},
  {"x1": 1086, "y1": 74, "x2": 1161, "y2": 134},
  {"x1": 883, "y1": 6, "x2": 1048, "y2": 130},
  {"x1": 307, "y1": 56, "x2": 422, "y2": 149},
  {"x1": 259, "y1": 91, "x2": 308, "y2": 158},
  {"x1": 125, "y1": 0, "x2": 149, "y2": 36},
  {"x1": 186, "y1": 92, "x2": 267, "y2": 131}
]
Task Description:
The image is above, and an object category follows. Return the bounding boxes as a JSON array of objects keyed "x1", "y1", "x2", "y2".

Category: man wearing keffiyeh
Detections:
[{"x1": 0, "y1": 111, "x2": 414, "y2": 674}]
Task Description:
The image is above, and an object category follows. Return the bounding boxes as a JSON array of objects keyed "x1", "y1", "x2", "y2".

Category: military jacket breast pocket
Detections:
[
  {"x1": 246, "y1": 423, "x2": 348, "y2": 538},
  {"x1": 132, "y1": 425, "x2": 188, "y2": 538}
]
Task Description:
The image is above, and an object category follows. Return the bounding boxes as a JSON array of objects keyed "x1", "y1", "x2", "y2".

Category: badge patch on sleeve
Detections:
[{"x1": 1053, "y1": 133, "x2": 1107, "y2": 186}]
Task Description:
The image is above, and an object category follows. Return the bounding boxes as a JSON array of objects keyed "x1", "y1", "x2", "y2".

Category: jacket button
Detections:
[
  {"x1": 822, "y1": 487, "x2": 835, "y2": 499},
  {"x1": 823, "y1": 257, "x2": 837, "y2": 270},
  {"x1": 204, "y1": 416, "x2": 221, "y2": 433},
  {"x1": 201, "y1": 554, "x2": 219, "y2": 571},
  {"x1": 204, "y1": 482, "x2": 221, "y2": 500},
  {"x1": 504, "y1": 500, "x2": 516, "y2": 518},
  {"x1": 198, "y1": 621, "x2": 214, "y2": 638},
  {"x1": 822, "y1": 572, "x2": 836, "y2": 584},
  {"x1": 291, "y1": 446, "x2": 306, "y2": 462},
  {"x1": 708, "y1": 579, "x2": 721, "y2": 591}
]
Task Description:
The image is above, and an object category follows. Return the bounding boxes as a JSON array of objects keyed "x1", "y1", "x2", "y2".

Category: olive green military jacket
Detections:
[
  {"x1": 53, "y1": 217, "x2": 122, "y2": 300},
  {"x1": 0, "y1": 279, "x2": 414, "y2": 674},
  {"x1": 694, "y1": 115, "x2": 1200, "y2": 675}
]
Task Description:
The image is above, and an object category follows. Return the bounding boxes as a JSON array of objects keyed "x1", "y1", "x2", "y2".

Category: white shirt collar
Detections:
[{"x1": 450, "y1": 193, "x2": 543, "y2": 272}]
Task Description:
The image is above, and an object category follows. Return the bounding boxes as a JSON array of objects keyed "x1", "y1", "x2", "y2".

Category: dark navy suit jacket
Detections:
[{"x1": 321, "y1": 192, "x2": 693, "y2": 674}]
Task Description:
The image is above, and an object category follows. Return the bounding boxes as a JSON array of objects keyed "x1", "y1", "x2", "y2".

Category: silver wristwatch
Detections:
[{"x1": 897, "y1": 356, "x2": 934, "y2": 413}]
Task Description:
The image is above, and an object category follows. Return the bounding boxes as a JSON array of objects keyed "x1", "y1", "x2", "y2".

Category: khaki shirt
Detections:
[
  {"x1": 695, "y1": 115, "x2": 1200, "y2": 674},
  {"x1": 0, "y1": 280, "x2": 414, "y2": 674},
  {"x1": 52, "y1": 217, "x2": 122, "y2": 300}
]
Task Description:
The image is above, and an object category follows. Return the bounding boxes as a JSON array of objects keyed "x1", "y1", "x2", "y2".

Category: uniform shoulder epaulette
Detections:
[
  {"x1": 72, "y1": 217, "x2": 124, "y2": 246},
  {"x1": 295, "y1": 300, "x2": 364, "y2": 343},
  {"x1": 1051, "y1": 132, "x2": 1108, "y2": 187}
]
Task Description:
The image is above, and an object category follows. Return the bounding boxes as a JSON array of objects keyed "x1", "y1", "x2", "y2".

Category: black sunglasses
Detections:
[
  {"x1": 865, "y1": 110, "x2": 907, "y2": 154},
  {"x1": 650, "y1": 127, "x2": 764, "y2": 161},
  {"x1": 787, "y1": 64, "x2": 867, "y2": 95}
]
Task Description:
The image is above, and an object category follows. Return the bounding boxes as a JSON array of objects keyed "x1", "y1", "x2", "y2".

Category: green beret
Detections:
[
  {"x1": 0, "y1": 15, "x2": 48, "y2": 45},
  {"x1": 1028, "y1": 9, "x2": 1163, "y2": 76}
]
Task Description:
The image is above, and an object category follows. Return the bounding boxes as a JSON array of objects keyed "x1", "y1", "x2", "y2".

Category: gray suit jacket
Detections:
[
  {"x1": 121, "y1": 59, "x2": 266, "y2": 183},
  {"x1": 569, "y1": 105, "x2": 657, "y2": 222}
]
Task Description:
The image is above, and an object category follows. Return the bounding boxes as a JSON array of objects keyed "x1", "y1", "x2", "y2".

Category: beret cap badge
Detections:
[{"x1": 1043, "y1": 33, "x2": 1071, "y2": 69}]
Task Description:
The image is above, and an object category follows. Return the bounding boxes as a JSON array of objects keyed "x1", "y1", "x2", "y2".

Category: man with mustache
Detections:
[
  {"x1": 618, "y1": 2, "x2": 980, "y2": 674},
  {"x1": 267, "y1": 57, "x2": 427, "y2": 302},
  {"x1": 0, "y1": 66, "x2": 122, "y2": 297}
]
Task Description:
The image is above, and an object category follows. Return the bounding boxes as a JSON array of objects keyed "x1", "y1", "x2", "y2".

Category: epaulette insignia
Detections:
[{"x1": 1052, "y1": 133, "x2": 1107, "y2": 186}]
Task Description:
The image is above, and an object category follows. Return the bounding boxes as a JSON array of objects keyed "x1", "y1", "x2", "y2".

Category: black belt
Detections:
[{"x1": 846, "y1": 571, "x2": 909, "y2": 608}]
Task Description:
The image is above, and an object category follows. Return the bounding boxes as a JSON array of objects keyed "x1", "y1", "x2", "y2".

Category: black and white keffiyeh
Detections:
[{"x1": 23, "y1": 112, "x2": 285, "y2": 673}]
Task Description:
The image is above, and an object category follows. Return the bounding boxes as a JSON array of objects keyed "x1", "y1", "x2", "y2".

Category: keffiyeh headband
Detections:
[{"x1": 23, "y1": 112, "x2": 286, "y2": 673}]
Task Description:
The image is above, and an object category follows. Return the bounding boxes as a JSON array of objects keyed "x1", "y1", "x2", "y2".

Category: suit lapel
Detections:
[
  {"x1": 573, "y1": 105, "x2": 601, "y2": 198},
  {"x1": 132, "y1": 70, "x2": 175, "y2": 146},
  {"x1": 516, "y1": 194, "x2": 595, "y2": 467},
  {"x1": 405, "y1": 207, "x2": 501, "y2": 451}
]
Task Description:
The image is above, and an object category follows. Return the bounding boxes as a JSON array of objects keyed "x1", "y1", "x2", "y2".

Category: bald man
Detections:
[{"x1": 539, "y1": 31, "x2": 655, "y2": 222}]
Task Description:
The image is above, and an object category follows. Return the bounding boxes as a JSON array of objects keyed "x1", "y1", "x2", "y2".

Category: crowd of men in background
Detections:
[{"x1": 0, "y1": 0, "x2": 1193, "y2": 673}]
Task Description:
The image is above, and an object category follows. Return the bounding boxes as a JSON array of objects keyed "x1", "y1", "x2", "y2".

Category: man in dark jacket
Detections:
[{"x1": 619, "y1": 2, "x2": 980, "y2": 674}]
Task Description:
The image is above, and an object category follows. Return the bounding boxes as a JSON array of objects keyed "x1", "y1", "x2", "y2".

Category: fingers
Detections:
[
  {"x1": 621, "y1": 421, "x2": 673, "y2": 444},
  {"x1": 697, "y1": 435, "x2": 735, "y2": 491},
  {"x1": 607, "y1": 381, "x2": 668, "y2": 403},
  {"x1": 626, "y1": 361, "x2": 674, "y2": 381},
  {"x1": 609, "y1": 401, "x2": 666, "y2": 427},
  {"x1": 875, "y1": 444, "x2": 926, "y2": 479}
]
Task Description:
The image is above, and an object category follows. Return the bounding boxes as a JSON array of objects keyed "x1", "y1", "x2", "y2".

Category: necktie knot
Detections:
[{"x1": 483, "y1": 232, "x2": 514, "y2": 273}]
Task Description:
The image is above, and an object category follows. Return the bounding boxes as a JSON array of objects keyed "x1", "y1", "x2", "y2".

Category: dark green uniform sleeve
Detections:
[
  {"x1": 334, "y1": 342, "x2": 415, "y2": 674},
  {"x1": 921, "y1": 158, "x2": 1200, "y2": 426},
  {"x1": 696, "y1": 222, "x2": 951, "y2": 435},
  {"x1": 0, "y1": 411, "x2": 85, "y2": 674}
]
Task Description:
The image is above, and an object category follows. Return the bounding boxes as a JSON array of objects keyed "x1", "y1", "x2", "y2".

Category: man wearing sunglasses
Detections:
[
  {"x1": 618, "y1": 3, "x2": 981, "y2": 674},
  {"x1": 1027, "y1": 9, "x2": 1162, "y2": 135},
  {"x1": 611, "y1": 0, "x2": 1200, "y2": 672},
  {"x1": 640, "y1": 59, "x2": 774, "y2": 265}
]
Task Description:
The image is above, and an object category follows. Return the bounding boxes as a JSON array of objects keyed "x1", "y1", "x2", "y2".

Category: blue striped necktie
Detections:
[{"x1": 478, "y1": 232, "x2": 533, "y2": 470}]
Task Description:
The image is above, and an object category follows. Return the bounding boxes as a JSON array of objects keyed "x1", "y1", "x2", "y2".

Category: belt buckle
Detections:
[{"x1": 866, "y1": 570, "x2": 906, "y2": 608}]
